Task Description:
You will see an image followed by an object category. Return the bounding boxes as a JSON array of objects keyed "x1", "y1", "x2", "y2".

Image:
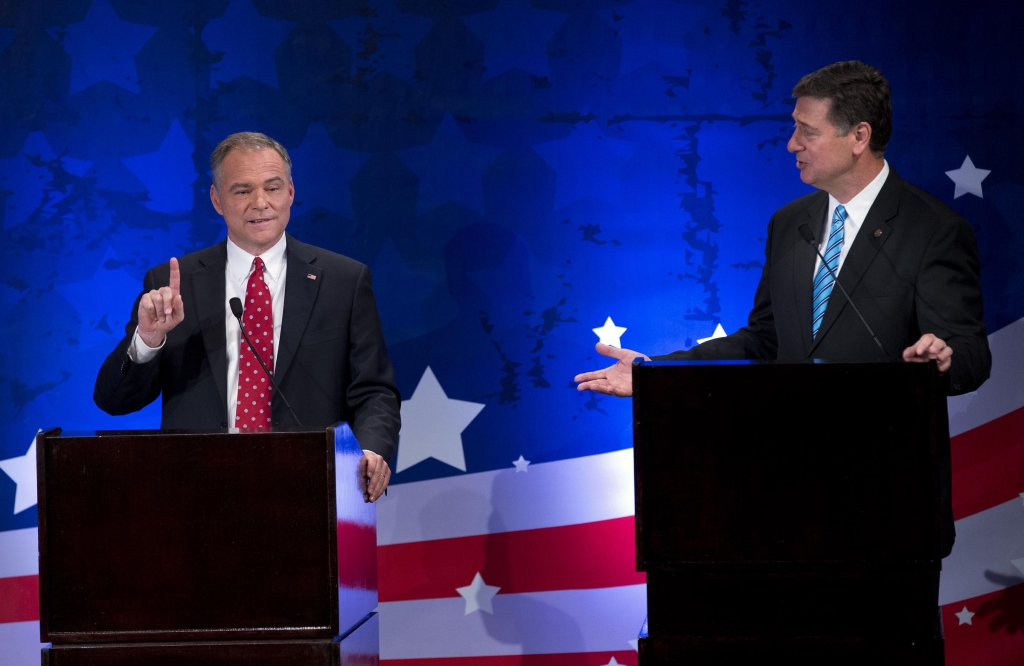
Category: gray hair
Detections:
[{"x1": 210, "y1": 132, "x2": 292, "y2": 190}]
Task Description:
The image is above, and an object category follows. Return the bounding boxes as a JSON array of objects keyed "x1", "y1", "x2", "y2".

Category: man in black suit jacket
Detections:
[
  {"x1": 95, "y1": 132, "x2": 399, "y2": 502},
  {"x1": 575, "y1": 61, "x2": 991, "y2": 398}
]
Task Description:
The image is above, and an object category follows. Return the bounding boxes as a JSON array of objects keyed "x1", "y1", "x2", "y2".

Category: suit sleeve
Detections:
[
  {"x1": 915, "y1": 215, "x2": 991, "y2": 395},
  {"x1": 655, "y1": 215, "x2": 780, "y2": 361},
  {"x1": 345, "y1": 265, "x2": 402, "y2": 463},
  {"x1": 94, "y1": 268, "x2": 165, "y2": 415}
]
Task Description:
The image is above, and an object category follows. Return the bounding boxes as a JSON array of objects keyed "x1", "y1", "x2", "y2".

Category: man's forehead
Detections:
[
  {"x1": 792, "y1": 96, "x2": 831, "y2": 123},
  {"x1": 222, "y1": 149, "x2": 289, "y2": 177},
  {"x1": 222, "y1": 147, "x2": 288, "y2": 170}
]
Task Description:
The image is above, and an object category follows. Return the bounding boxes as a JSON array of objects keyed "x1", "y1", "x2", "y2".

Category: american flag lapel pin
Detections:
[{"x1": 307, "y1": 273, "x2": 317, "y2": 280}]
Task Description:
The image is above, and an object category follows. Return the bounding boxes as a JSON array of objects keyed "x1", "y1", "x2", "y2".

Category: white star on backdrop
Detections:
[
  {"x1": 602, "y1": 658, "x2": 623, "y2": 666},
  {"x1": 954, "y1": 606, "x2": 975, "y2": 626},
  {"x1": 512, "y1": 455, "x2": 530, "y2": 472},
  {"x1": 593, "y1": 317, "x2": 627, "y2": 347},
  {"x1": 0, "y1": 433, "x2": 38, "y2": 514},
  {"x1": 945, "y1": 156, "x2": 991, "y2": 199},
  {"x1": 456, "y1": 572, "x2": 501, "y2": 615},
  {"x1": 697, "y1": 323, "x2": 727, "y2": 344},
  {"x1": 396, "y1": 367, "x2": 485, "y2": 473}
]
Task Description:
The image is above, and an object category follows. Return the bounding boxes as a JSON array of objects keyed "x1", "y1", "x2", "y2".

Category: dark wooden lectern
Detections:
[
  {"x1": 36, "y1": 425, "x2": 377, "y2": 665},
  {"x1": 633, "y1": 361, "x2": 948, "y2": 665}
]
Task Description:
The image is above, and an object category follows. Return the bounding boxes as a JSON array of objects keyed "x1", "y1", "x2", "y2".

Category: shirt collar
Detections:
[
  {"x1": 828, "y1": 159, "x2": 890, "y2": 224},
  {"x1": 226, "y1": 234, "x2": 287, "y2": 284}
]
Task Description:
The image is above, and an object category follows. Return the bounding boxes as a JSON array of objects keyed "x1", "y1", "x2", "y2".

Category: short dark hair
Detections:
[
  {"x1": 792, "y1": 61, "x2": 892, "y2": 155},
  {"x1": 210, "y1": 132, "x2": 292, "y2": 190}
]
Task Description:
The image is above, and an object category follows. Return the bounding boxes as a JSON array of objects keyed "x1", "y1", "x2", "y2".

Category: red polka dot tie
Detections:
[{"x1": 235, "y1": 257, "x2": 274, "y2": 430}]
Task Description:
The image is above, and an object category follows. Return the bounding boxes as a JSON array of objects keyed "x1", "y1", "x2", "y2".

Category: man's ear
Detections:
[
  {"x1": 851, "y1": 121, "x2": 873, "y2": 157},
  {"x1": 210, "y1": 185, "x2": 223, "y2": 216}
]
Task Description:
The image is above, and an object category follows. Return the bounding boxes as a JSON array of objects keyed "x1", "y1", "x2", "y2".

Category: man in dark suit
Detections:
[
  {"x1": 95, "y1": 132, "x2": 399, "y2": 502},
  {"x1": 575, "y1": 61, "x2": 991, "y2": 399}
]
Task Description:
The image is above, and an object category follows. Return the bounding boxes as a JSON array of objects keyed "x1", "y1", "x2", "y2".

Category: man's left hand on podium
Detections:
[
  {"x1": 902, "y1": 333, "x2": 952, "y2": 374},
  {"x1": 360, "y1": 450, "x2": 391, "y2": 503}
]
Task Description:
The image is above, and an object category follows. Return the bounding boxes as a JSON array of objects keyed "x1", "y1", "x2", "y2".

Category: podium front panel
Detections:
[
  {"x1": 37, "y1": 429, "x2": 340, "y2": 643},
  {"x1": 633, "y1": 361, "x2": 944, "y2": 566}
]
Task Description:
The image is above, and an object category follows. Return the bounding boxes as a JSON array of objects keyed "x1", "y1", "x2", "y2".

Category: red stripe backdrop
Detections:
[
  {"x1": 0, "y1": 574, "x2": 38, "y2": 624},
  {"x1": 378, "y1": 516, "x2": 646, "y2": 602}
]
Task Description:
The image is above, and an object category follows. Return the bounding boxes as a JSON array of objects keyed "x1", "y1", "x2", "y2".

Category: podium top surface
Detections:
[
  {"x1": 50, "y1": 426, "x2": 344, "y2": 437},
  {"x1": 635, "y1": 358, "x2": 916, "y2": 367}
]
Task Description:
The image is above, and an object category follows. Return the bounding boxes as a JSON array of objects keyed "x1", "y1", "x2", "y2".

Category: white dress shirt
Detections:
[{"x1": 813, "y1": 160, "x2": 890, "y2": 279}]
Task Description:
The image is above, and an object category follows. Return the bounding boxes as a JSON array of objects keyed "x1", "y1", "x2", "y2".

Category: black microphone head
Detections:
[
  {"x1": 229, "y1": 297, "x2": 244, "y2": 319},
  {"x1": 798, "y1": 224, "x2": 816, "y2": 246}
]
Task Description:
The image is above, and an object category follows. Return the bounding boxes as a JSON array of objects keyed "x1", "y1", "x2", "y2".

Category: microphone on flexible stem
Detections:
[
  {"x1": 798, "y1": 225, "x2": 890, "y2": 359},
  {"x1": 229, "y1": 297, "x2": 304, "y2": 428}
]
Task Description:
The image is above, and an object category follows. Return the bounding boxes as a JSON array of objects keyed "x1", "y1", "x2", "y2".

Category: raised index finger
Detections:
[{"x1": 169, "y1": 257, "x2": 180, "y2": 295}]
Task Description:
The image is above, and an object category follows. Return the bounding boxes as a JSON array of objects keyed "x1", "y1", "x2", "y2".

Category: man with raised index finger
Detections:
[{"x1": 94, "y1": 132, "x2": 399, "y2": 502}]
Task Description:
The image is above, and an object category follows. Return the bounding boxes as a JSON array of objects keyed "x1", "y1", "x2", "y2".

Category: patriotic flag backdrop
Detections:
[{"x1": 1, "y1": 1, "x2": 1021, "y2": 664}]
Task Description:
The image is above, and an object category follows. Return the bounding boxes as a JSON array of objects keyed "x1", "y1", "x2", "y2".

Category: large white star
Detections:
[
  {"x1": 603, "y1": 658, "x2": 623, "y2": 666},
  {"x1": 697, "y1": 323, "x2": 727, "y2": 344},
  {"x1": 456, "y1": 572, "x2": 501, "y2": 615},
  {"x1": 512, "y1": 455, "x2": 530, "y2": 472},
  {"x1": 593, "y1": 317, "x2": 627, "y2": 347},
  {"x1": 396, "y1": 367, "x2": 485, "y2": 473},
  {"x1": 945, "y1": 156, "x2": 991, "y2": 199},
  {"x1": 0, "y1": 433, "x2": 38, "y2": 514},
  {"x1": 954, "y1": 606, "x2": 975, "y2": 626}
]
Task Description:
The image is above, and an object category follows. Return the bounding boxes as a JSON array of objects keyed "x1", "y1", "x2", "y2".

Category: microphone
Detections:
[
  {"x1": 229, "y1": 297, "x2": 304, "y2": 427},
  {"x1": 798, "y1": 225, "x2": 890, "y2": 359}
]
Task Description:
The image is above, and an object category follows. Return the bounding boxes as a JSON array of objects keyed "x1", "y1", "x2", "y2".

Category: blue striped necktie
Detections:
[{"x1": 811, "y1": 204, "x2": 847, "y2": 339}]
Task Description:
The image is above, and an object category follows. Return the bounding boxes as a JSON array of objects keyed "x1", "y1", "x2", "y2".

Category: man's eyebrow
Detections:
[{"x1": 228, "y1": 176, "x2": 284, "y2": 191}]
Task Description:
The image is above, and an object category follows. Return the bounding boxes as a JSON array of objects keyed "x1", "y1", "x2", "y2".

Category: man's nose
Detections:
[{"x1": 787, "y1": 130, "x2": 800, "y2": 154}]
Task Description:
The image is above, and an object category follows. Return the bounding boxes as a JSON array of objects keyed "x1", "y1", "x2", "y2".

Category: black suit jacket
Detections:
[
  {"x1": 658, "y1": 167, "x2": 991, "y2": 557},
  {"x1": 94, "y1": 234, "x2": 401, "y2": 463},
  {"x1": 662, "y1": 167, "x2": 991, "y2": 395}
]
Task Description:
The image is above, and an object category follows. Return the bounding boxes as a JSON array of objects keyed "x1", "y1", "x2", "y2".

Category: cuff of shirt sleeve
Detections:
[{"x1": 128, "y1": 329, "x2": 165, "y2": 364}]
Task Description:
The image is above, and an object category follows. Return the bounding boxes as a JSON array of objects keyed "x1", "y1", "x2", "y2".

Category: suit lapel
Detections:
[
  {"x1": 191, "y1": 242, "x2": 229, "y2": 415},
  {"x1": 276, "y1": 234, "x2": 322, "y2": 383},
  {"x1": 793, "y1": 194, "x2": 829, "y2": 356},
  {"x1": 809, "y1": 169, "x2": 901, "y2": 353}
]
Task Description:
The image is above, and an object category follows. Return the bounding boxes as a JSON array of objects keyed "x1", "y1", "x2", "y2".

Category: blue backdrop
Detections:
[{"x1": 2, "y1": 0, "x2": 1020, "y2": 514}]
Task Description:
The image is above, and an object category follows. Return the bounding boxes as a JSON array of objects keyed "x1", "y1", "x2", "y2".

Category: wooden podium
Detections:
[
  {"x1": 633, "y1": 360, "x2": 948, "y2": 665},
  {"x1": 35, "y1": 425, "x2": 378, "y2": 665}
]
